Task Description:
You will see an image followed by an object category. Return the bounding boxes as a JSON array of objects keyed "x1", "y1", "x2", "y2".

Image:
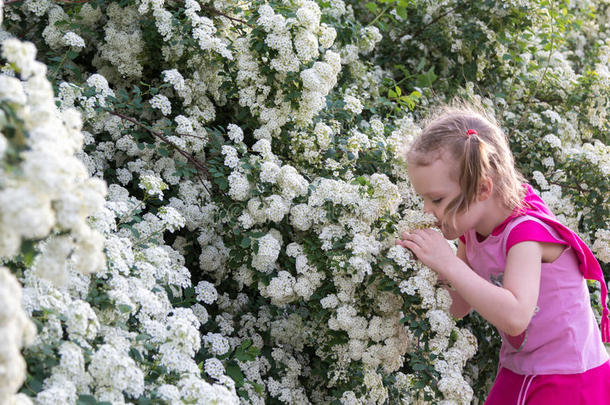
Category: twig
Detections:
[
  {"x1": 367, "y1": 5, "x2": 392, "y2": 27},
  {"x1": 548, "y1": 179, "x2": 586, "y2": 194},
  {"x1": 201, "y1": 5, "x2": 250, "y2": 26},
  {"x1": 103, "y1": 108, "x2": 215, "y2": 196},
  {"x1": 51, "y1": 52, "x2": 69, "y2": 80}
]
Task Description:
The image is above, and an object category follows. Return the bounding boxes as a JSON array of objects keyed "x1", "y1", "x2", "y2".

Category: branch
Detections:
[
  {"x1": 103, "y1": 108, "x2": 215, "y2": 196},
  {"x1": 548, "y1": 179, "x2": 586, "y2": 194},
  {"x1": 201, "y1": 5, "x2": 250, "y2": 26}
]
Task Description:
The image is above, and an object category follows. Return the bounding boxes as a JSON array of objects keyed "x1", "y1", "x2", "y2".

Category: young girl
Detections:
[{"x1": 396, "y1": 102, "x2": 610, "y2": 404}]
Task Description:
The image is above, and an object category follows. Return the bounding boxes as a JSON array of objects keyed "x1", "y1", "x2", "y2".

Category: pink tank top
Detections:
[{"x1": 463, "y1": 215, "x2": 609, "y2": 375}]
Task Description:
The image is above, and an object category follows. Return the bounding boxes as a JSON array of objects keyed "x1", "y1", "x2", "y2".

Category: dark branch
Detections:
[
  {"x1": 103, "y1": 108, "x2": 215, "y2": 196},
  {"x1": 201, "y1": 5, "x2": 250, "y2": 26}
]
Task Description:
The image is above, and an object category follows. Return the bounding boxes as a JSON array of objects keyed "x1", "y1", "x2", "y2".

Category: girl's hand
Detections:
[{"x1": 396, "y1": 229, "x2": 457, "y2": 277}]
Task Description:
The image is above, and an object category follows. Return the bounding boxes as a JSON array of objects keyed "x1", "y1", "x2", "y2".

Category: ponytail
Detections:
[{"x1": 460, "y1": 134, "x2": 491, "y2": 211}]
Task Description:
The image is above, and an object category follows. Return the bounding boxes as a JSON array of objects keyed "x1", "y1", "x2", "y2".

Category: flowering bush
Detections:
[{"x1": 0, "y1": 0, "x2": 608, "y2": 404}]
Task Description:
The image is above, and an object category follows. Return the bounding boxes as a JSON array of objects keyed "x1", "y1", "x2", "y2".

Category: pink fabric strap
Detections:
[{"x1": 505, "y1": 221, "x2": 567, "y2": 255}]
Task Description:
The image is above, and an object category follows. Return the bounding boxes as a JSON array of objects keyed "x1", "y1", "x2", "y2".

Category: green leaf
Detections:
[
  {"x1": 240, "y1": 237, "x2": 251, "y2": 248},
  {"x1": 395, "y1": 6, "x2": 407, "y2": 20},
  {"x1": 365, "y1": 2, "x2": 378, "y2": 13},
  {"x1": 412, "y1": 363, "x2": 426, "y2": 371},
  {"x1": 226, "y1": 363, "x2": 244, "y2": 385}
]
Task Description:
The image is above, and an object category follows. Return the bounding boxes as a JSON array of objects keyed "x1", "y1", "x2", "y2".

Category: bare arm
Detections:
[
  {"x1": 443, "y1": 241, "x2": 542, "y2": 335},
  {"x1": 402, "y1": 229, "x2": 542, "y2": 336},
  {"x1": 446, "y1": 241, "x2": 472, "y2": 319}
]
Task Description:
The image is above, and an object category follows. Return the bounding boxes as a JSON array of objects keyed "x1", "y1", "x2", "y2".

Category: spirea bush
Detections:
[{"x1": 0, "y1": 0, "x2": 608, "y2": 404}]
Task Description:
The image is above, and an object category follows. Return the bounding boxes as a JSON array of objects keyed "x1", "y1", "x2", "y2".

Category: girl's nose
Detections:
[{"x1": 423, "y1": 201, "x2": 433, "y2": 214}]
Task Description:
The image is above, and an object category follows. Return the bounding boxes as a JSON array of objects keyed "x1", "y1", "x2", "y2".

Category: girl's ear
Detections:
[{"x1": 478, "y1": 177, "x2": 493, "y2": 201}]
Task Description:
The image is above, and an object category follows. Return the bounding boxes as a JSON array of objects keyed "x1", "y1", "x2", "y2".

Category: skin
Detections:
[{"x1": 396, "y1": 152, "x2": 565, "y2": 336}]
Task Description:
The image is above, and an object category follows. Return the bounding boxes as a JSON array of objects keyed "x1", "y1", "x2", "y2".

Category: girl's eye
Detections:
[{"x1": 431, "y1": 198, "x2": 442, "y2": 204}]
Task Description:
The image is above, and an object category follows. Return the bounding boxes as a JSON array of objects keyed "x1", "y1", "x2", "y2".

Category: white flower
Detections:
[
  {"x1": 228, "y1": 171, "x2": 250, "y2": 201},
  {"x1": 139, "y1": 174, "x2": 168, "y2": 199},
  {"x1": 158, "y1": 206, "x2": 185, "y2": 232},
  {"x1": 62, "y1": 32, "x2": 85, "y2": 48},
  {"x1": 149, "y1": 94, "x2": 171, "y2": 115},
  {"x1": 426, "y1": 309, "x2": 453, "y2": 336},
  {"x1": 320, "y1": 294, "x2": 339, "y2": 309},
  {"x1": 203, "y1": 333, "x2": 230, "y2": 356},
  {"x1": 542, "y1": 134, "x2": 561, "y2": 148},
  {"x1": 592, "y1": 229, "x2": 610, "y2": 263},
  {"x1": 65, "y1": 300, "x2": 99, "y2": 340},
  {"x1": 2, "y1": 38, "x2": 45, "y2": 79},
  {"x1": 265, "y1": 271, "x2": 297, "y2": 305},
  {"x1": 0, "y1": 76, "x2": 27, "y2": 104},
  {"x1": 222, "y1": 145, "x2": 240, "y2": 169},
  {"x1": 227, "y1": 123, "x2": 244, "y2": 143},
  {"x1": 260, "y1": 161, "x2": 280, "y2": 183},
  {"x1": 276, "y1": 165, "x2": 309, "y2": 200},
  {"x1": 252, "y1": 234, "x2": 281, "y2": 273},
  {"x1": 205, "y1": 358, "x2": 226, "y2": 380},
  {"x1": 195, "y1": 280, "x2": 218, "y2": 304},
  {"x1": 88, "y1": 344, "x2": 145, "y2": 398},
  {"x1": 344, "y1": 94, "x2": 363, "y2": 114}
]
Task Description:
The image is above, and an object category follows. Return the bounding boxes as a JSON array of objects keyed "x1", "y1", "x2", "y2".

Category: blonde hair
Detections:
[{"x1": 406, "y1": 100, "x2": 526, "y2": 228}]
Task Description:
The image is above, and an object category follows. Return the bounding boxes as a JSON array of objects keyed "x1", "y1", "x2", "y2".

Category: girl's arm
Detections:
[
  {"x1": 403, "y1": 229, "x2": 542, "y2": 336},
  {"x1": 446, "y1": 241, "x2": 472, "y2": 319}
]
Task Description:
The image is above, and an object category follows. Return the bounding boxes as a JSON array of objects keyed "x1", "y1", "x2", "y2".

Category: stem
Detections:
[
  {"x1": 117, "y1": 199, "x2": 145, "y2": 226},
  {"x1": 51, "y1": 52, "x2": 69, "y2": 81},
  {"x1": 102, "y1": 108, "x2": 215, "y2": 196},
  {"x1": 394, "y1": 73, "x2": 414, "y2": 89},
  {"x1": 133, "y1": 228, "x2": 165, "y2": 249},
  {"x1": 367, "y1": 5, "x2": 392, "y2": 27}
]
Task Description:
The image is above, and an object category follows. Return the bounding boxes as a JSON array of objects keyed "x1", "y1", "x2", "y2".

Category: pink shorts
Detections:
[{"x1": 485, "y1": 361, "x2": 610, "y2": 405}]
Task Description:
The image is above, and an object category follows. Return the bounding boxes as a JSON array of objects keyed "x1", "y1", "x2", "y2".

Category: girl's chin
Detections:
[{"x1": 440, "y1": 228, "x2": 459, "y2": 240}]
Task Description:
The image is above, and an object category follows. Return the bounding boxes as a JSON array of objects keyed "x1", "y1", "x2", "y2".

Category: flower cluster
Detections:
[{"x1": 0, "y1": 38, "x2": 106, "y2": 283}]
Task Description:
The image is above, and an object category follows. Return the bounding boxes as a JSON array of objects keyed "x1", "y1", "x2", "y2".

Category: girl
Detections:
[{"x1": 396, "y1": 102, "x2": 610, "y2": 404}]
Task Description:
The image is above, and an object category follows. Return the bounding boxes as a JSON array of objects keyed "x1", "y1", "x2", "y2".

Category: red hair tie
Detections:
[{"x1": 466, "y1": 129, "x2": 478, "y2": 137}]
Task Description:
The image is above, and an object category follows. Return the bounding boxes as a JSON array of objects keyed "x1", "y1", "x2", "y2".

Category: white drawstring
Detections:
[{"x1": 516, "y1": 374, "x2": 536, "y2": 405}]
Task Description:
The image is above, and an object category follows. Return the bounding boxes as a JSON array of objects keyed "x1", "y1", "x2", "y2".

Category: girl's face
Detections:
[{"x1": 407, "y1": 155, "x2": 483, "y2": 240}]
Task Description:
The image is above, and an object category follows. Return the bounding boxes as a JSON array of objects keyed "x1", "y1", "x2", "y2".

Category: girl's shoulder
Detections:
[{"x1": 504, "y1": 216, "x2": 567, "y2": 255}]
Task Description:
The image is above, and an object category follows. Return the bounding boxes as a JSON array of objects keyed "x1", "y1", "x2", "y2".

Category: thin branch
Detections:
[
  {"x1": 548, "y1": 179, "x2": 586, "y2": 194},
  {"x1": 201, "y1": 5, "x2": 250, "y2": 26},
  {"x1": 103, "y1": 108, "x2": 215, "y2": 196},
  {"x1": 367, "y1": 5, "x2": 392, "y2": 27}
]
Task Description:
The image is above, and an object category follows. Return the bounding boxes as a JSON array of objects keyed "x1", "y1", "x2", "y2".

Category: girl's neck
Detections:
[{"x1": 474, "y1": 197, "x2": 515, "y2": 238}]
